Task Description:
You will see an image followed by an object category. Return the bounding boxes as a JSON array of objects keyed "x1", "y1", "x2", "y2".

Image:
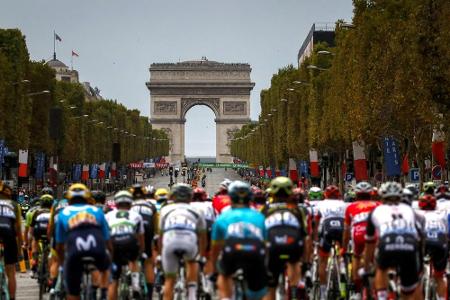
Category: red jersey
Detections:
[
  {"x1": 344, "y1": 200, "x2": 380, "y2": 255},
  {"x1": 212, "y1": 194, "x2": 231, "y2": 215}
]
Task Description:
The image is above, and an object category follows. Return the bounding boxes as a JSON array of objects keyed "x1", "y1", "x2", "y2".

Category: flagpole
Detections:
[
  {"x1": 53, "y1": 30, "x2": 56, "y2": 60},
  {"x1": 71, "y1": 51, "x2": 73, "y2": 70}
]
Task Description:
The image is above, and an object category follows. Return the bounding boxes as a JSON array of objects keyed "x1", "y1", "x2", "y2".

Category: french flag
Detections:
[
  {"x1": 82, "y1": 164, "x2": 89, "y2": 181},
  {"x1": 258, "y1": 166, "x2": 265, "y2": 177},
  {"x1": 98, "y1": 163, "x2": 106, "y2": 179},
  {"x1": 309, "y1": 150, "x2": 320, "y2": 178},
  {"x1": 18, "y1": 150, "x2": 28, "y2": 177},
  {"x1": 352, "y1": 141, "x2": 368, "y2": 180},
  {"x1": 432, "y1": 129, "x2": 446, "y2": 168},
  {"x1": 289, "y1": 158, "x2": 298, "y2": 182},
  {"x1": 111, "y1": 162, "x2": 117, "y2": 178}
]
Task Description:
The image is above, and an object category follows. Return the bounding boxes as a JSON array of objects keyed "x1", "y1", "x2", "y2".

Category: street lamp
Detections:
[
  {"x1": 69, "y1": 106, "x2": 77, "y2": 109},
  {"x1": 11, "y1": 79, "x2": 30, "y2": 85},
  {"x1": 280, "y1": 98, "x2": 288, "y2": 103},
  {"x1": 317, "y1": 50, "x2": 334, "y2": 56},
  {"x1": 286, "y1": 88, "x2": 295, "y2": 91},
  {"x1": 26, "y1": 90, "x2": 50, "y2": 97},
  {"x1": 340, "y1": 22, "x2": 355, "y2": 29},
  {"x1": 307, "y1": 65, "x2": 329, "y2": 71},
  {"x1": 271, "y1": 108, "x2": 277, "y2": 112}
]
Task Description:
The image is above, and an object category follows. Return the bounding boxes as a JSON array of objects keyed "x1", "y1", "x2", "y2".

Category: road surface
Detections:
[{"x1": 16, "y1": 168, "x2": 242, "y2": 299}]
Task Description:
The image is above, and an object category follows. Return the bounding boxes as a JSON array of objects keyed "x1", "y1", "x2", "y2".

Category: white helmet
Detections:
[
  {"x1": 379, "y1": 182, "x2": 402, "y2": 200},
  {"x1": 220, "y1": 179, "x2": 232, "y2": 190},
  {"x1": 114, "y1": 190, "x2": 133, "y2": 205},
  {"x1": 355, "y1": 181, "x2": 373, "y2": 195}
]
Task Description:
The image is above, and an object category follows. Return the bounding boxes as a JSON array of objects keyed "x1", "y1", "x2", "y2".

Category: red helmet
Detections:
[
  {"x1": 193, "y1": 187, "x2": 207, "y2": 201},
  {"x1": 251, "y1": 186, "x2": 266, "y2": 205},
  {"x1": 435, "y1": 184, "x2": 450, "y2": 200},
  {"x1": 292, "y1": 187, "x2": 305, "y2": 203},
  {"x1": 419, "y1": 194, "x2": 436, "y2": 210},
  {"x1": 324, "y1": 185, "x2": 341, "y2": 199}
]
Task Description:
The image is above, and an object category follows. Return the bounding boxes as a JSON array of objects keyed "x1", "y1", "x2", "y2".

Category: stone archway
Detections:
[{"x1": 147, "y1": 58, "x2": 254, "y2": 163}]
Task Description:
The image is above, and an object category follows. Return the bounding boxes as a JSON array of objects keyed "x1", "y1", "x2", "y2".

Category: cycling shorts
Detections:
[
  {"x1": 352, "y1": 224, "x2": 367, "y2": 257},
  {"x1": 218, "y1": 237, "x2": 267, "y2": 298},
  {"x1": 64, "y1": 226, "x2": 110, "y2": 296},
  {"x1": 267, "y1": 227, "x2": 304, "y2": 287},
  {"x1": 0, "y1": 225, "x2": 18, "y2": 265},
  {"x1": 161, "y1": 230, "x2": 198, "y2": 277},
  {"x1": 111, "y1": 235, "x2": 140, "y2": 280},
  {"x1": 377, "y1": 234, "x2": 421, "y2": 294},
  {"x1": 425, "y1": 240, "x2": 448, "y2": 275},
  {"x1": 319, "y1": 218, "x2": 343, "y2": 256}
]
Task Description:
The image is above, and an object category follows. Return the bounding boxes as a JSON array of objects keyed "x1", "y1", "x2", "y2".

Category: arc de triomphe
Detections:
[{"x1": 146, "y1": 59, "x2": 255, "y2": 163}]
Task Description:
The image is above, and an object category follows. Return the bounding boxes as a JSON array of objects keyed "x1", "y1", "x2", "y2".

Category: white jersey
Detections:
[
  {"x1": 190, "y1": 201, "x2": 215, "y2": 223},
  {"x1": 416, "y1": 209, "x2": 449, "y2": 241},
  {"x1": 105, "y1": 209, "x2": 144, "y2": 237},
  {"x1": 315, "y1": 200, "x2": 346, "y2": 222},
  {"x1": 366, "y1": 203, "x2": 420, "y2": 241},
  {"x1": 437, "y1": 199, "x2": 450, "y2": 212},
  {"x1": 159, "y1": 203, "x2": 206, "y2": 234}
]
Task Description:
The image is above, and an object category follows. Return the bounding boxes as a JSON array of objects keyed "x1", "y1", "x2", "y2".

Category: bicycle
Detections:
[
  {"x1": 423, "y1": 254, "x2": 436, "y2": 300},
  {"x1": 0, "y1": 243, "x2": 9, "y2": 300},
  {"x1": 197, "y1": 257, "x2": 212, "y2": 300},
  {"x1": 174, "y1": 251, "x2": 187, "y2": 300},
  {"x1": 308, "y1": 242, "x2": 321, "y2": 300},
  {"x1": 80, "y1": 257, "x2": 96, "y2": 300},
  {"x1": 49, "y1": 266, "x2": 65, "y2": 300},
  {"x1": 325, "y1": 241, "x2": 342, "y2": 300},
  {"x1": 37, "y1": 239, "x2": 50, "y2": 300},
  {"x1": 232, "y1": 268, "x2": 247, "y2": 300}
]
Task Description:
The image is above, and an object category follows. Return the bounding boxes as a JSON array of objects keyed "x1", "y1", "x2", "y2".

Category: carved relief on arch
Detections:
[
  {"x1": 226, "y1": 127, "x2": 240, "y2": 147},
  {"x1": 181, "y1": 98, "x2": 220, "y2": 118},
  {"x1": 160, "y1": 128, "x2": 173, "y2": 151}
]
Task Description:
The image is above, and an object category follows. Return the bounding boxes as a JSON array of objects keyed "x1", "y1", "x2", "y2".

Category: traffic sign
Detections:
[
  {"x1": 374, "y1": 172, "x2": 383, "y2": 182},
  {"x1": 345, "y1": 173, "x2": 354, "y2": 182},
  {"x1": 409, "y1": 168, "x2": 420, "y2": 182},
  {"x1": 432, "y1": 165, "x2": 442, "y2": 180}
]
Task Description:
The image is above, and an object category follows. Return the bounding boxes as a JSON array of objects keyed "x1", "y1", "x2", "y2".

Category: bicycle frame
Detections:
[
  {"x1": 38, "y1": 239, "x2": 50, "y2": 300},
  {"x1": 174, "y1": 256, "x2": 186, "y2": 300},
  {"x1": 423, "y1": 254, "x2": 436, "y2": 300},
  {"x1": 325, "y1": 242, "x2": 341, "y2": 300}
]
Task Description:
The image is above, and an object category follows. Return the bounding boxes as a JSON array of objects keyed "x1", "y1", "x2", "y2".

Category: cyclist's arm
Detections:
[
  {"x1": 342, "y1": 207, "x2": 351, "y2": 254},
  {"x1": 364, "y1": 211, "x2": 376, "y2": 271},
  {"x1": 210, "y1": 221, "x2": 224, "y2": 273},
  {"x1": 15, "y1": 204, "x2": 23, "y2": 249}
]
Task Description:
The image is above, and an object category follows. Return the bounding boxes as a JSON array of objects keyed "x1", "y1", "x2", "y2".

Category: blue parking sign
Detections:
[
  {"x1": 409, "y1": 168, "x2": 420, "y2": 182},
  {"x1": 345, "y1": 173, "x2": 354, "y2": 182}
]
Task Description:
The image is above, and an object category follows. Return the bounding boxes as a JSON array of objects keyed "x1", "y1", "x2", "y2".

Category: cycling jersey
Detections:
[
  {"x1": 25, "y1": 205, "x2": 39, "y2": 228},
  {"x1": 436, "y1": 199, "x2": 450, "y2": 211},
  {"x1": 344, "y1": 200, "x2": 380, "y2": 256},
  {"x1": 131, "y1": 200, "x2": 157, "y2": 256},
  {"x1": 159, "y1": 203, "x2": 206, "y2": 276},
  {"x1": 0, "y1": 199, "x2": 20, "y2": 264},
  {"x1": 366, "y1": 203, "x2": 422, "y2": 293},
  {"x1": 315, "y1": 199, "x2": 346, "y2": 254},
  {"x1": 212, "y1": 194, "x2": 231, "y2": 215},
  {"x1": 31, "y1": 208, "x2": 51, "y2": 241}
]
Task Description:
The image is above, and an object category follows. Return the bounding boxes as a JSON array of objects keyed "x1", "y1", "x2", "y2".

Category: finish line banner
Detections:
[{"x1": 197, "y1": 163, "x2": 249, "y2": 169}]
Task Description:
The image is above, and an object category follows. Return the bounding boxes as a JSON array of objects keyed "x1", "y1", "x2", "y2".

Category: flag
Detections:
[
  {"x1": 99, "y1": 163, "x2": 106, "y2": 179},
  {"x1": 82, "y1": 164, "x2": 89, "y2": 181},
  {"x1": 55, "y1": 33, "x2": 62, "y2": 42},
  {"x1": 18, "y1": 150, "x2": 28, "y2": 177},
  {"x1": 0, "y1": 140, "x2": 5, "y2": 165},
  {"x1": 432, "y1": 129, "x2": 446, "y2": 168},
  {"x1": 111, "y1": 162, "x2": 117, "y2": 178},
  {"x1": 90, "y1": 164, "x2": 98, "y2": 179},
  {"x1": 309, "y1": 149, "x2": 320, "y2": 178},
  {"x1": 288, "y1": 158, "x2": 298, "y2": 182},
  {"x1": 73, "y1": 164, "x2": 82, "y2": 181},
  {"x1": 383, "y1": 137, "x2": 401, "y2": 177},
  {"x1": 258, "y1": 166, "x2": 264, "y2": 177},
  {"x1": 401, "y1": 154, "x2": 410, "y2": 175},
  {"x1": 34, "y1": 152, "x2": 45, "y2": 180},
  {"x1": 352, "y1": 141, "x2": 368, "y2": 181},
  {"x1": 71, "y1": 50, "x2": 79, "y2": 57}
]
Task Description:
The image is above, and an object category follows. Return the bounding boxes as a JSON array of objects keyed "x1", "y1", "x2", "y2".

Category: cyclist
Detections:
[
  {"x1": 212, "y1": 180, "x2": 232, "y2": 215},
  {"x1": 435, "y1": 184, "x2": 450, "y2": 210},
  {"x1": 315, "y1": 184, "x2": 346, "y2": 299},
  {"x1": 422, "y1": 181, "x2": 436, "y2": 196},
  {"x1": 0, "y1": 181, "x2": 22, "y2": 300},
  {"x1": 153, "y1": 188, "x2": 169, "y2": 212},
  {"x1": 24, "y1": 196, "x2": 40, "y2": 277},
  {"x1": 159, "y1": 183, "x2": 207, "y2": 300},
  {"x1": 106, "y1": 190, "x2": 145, "y2": 299},
  {"x1": 416, "y1": 194, "x2": 448, "y2": 300},
  {"x1": 365, "y1": 181, "x2": 423, "y2": 300},
  {"x1": 55, "y1": 183, "x2": 111, "y2": 300},
  {"x1": 342, "y1": 181, "x2": 380, "y2": 297},
  {"x1": 211, "y1": 180, "x2": 267, "y2": 300},
  {"x1": 262, "y1": 177, "x2": 309, "y2": 300},
  {"x1": 130, "y1": 184, "x2": 158, "y2": 299},
  {"x1": 92, "y1": 190, "x2": 107, "y2": 212},
  {"x1": 251, "y1": 186, "x2": 267, "y2": 211}
]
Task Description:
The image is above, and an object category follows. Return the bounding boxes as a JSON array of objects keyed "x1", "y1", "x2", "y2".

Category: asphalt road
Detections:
[{"x1": 16, "y1": 168, "x2": 242, "y2": 299}]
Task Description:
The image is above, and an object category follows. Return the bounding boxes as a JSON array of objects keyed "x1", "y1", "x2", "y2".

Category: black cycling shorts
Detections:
[
  {"x1": 111, "y1": 235, "x2": 140, "y2": 280},
  {"x1": 267, "y1": 227, "x2": 303, "y2": 287},
  {"x1": 0, "y1": 225, "x2": 18, "y2": 265},
  {"x1": 377, "y1": 234, "x2": 421, "y2": 293},
  {"x1": 319, "y1": 218, "x2": 343, "y2": 253},
  {"x1": 218, "y1": 238, "x2": 267, "y2": 295},
  {"x1": 425, "y1": 240, "x2": 448, "y2": 273},
  {"x1": 64, "y1": 226, "x2": 110, "y2": 296}
]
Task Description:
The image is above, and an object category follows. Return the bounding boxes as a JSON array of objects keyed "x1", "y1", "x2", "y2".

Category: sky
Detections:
[{"x1": 0, "y1": 0, "x2": 353, "y2": 156}]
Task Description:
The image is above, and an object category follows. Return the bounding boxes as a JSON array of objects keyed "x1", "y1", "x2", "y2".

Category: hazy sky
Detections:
[{"x1": 0, "y1": 0, "x2": 353, "y2": 156}]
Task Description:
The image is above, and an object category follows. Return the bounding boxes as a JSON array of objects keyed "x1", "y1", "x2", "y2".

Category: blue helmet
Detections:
[{"x1": 228, "y1": 181, "x2": 252, "y2": 205}]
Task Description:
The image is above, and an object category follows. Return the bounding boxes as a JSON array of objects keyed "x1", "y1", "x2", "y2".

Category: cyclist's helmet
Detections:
[
  {"x1": 269, "y1": 177, "x2": 293, "y2": 199},
  {"x1": 217, "y1": 179, "x2": 232, "y2": 195},
  {"x1": 378, "y1": 181, "x2": 402, "y2": 201},
  {"x1": 354, "y1": 181, "x2": 373, "y2": 200},
  {"x1": 292, "y1": 188, "x2": 305, "y2": 204},
  {"x1": 419, "y1": 194, "x2": 437, "y2": 210},
  {"x1": 114, "y1": 190, "x2": 133, "y2": 206},
  {"x1": 40, "y1": 194, "x2": 53, "y2": 208},
  {"x1": 155, "y1": 188, "x2": 169, "y2": 202},
  {"x1": 252, "y1": 186, "x2": 266, "y2": 205},
  {"x1": 146, "y1": 185, "x2": 156, "y2": 198},
  {"x1": 401, "y1": 188, "x2": 414, "y2": 205},
  {"x1": 308, "y1": 187, "x2": 323, "y2": 201},
  {"x1": 435, "y1": 184, "x2": 450, "y2": 200},
  {"x1": 193, "y1": 187, "x2": 208, "y2": 202},
  {"x1": 423, "y1": 181, "x2": 436, "y2": 195},
  {"x1": 31, "y1": 196, "x2": 40, "y2": 206},
  {"x1": 324, "y1": 185, "x2": 341, "y2": 199},
  {"x1": 66, "y1": 183, "x2": 92, "y2": 205},
  {"x1": 0, "y1": 181, "x2": 12, "y2": 199},
  {"x1": 170, "y1": 183, "x2": 193, "y2": 203},
  {"x1": 405, "y1": 184, "x2": 419, "y2": 198},
  {"x1": 41, "y1": 187, "x2": 54, "y2": 196},
  {"x1": 345, "y1": 189, "x2": 356, "y2": 202},
  {"x1": 228, "y1": 181, "x2": 253, "y2": 205},
  {"x1": 130, "y1": 184, "x2": 146, "y2": 200},
  {"x1": 91, "y1": 190, "x2": 106, "y2": 205}
]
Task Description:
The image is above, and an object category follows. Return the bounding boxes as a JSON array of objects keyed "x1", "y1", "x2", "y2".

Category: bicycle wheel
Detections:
[
  {"x1": 326, "y1": 264, "x2": 340, "y2": 300},
  {"x1": 38, "y1": 256, "x2": 47, "y2": 300}
]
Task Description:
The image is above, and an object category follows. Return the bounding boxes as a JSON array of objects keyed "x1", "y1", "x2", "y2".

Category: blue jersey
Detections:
[
  {"x1": 212, "y1": 207, "x2": 266, "y2": 242},
  {"x1": 55, "y1": 203, "x2": 110, "y2": 244}
]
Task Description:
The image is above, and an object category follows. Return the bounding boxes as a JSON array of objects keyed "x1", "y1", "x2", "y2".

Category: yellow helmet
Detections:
[
  {"x1": 155, "y1": 188, "x2": 169, "y2": 201},
  {"x1": 67, "y1": 183, "x2": 92, "y2": 204},
  {"x1": 40, "y1": 194, "x2": 54, "y2": 208},
  {"x1": 0, "y1": 181, "x2": 12, "y2": 199}
]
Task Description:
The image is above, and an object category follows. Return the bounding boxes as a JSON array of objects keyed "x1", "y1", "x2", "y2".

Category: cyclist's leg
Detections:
[
  {"x1": 429, "y1": 243, "x2": 448, "y2": 299},
  {"x1": 217, "y1": 275, "x2": 233, "y2": 299},
  {"x1": 397, "y1": 251, "x2": 421, "y2": 300},
  {"x1": 185, "y1": 260, "x2": 198, "y2": 300},
  {"x1": 4, "y1": 232, "x2": 18, "y2": 298},
  {"x1": 161, "y1": 242, "x2": 179, "y2": 300},
  {"x1": 143, "y1": 231, "x2": 155, "y2": 298},
  {"x1": 5, "y1": 264, "x2": 16, "y2": 298}
]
